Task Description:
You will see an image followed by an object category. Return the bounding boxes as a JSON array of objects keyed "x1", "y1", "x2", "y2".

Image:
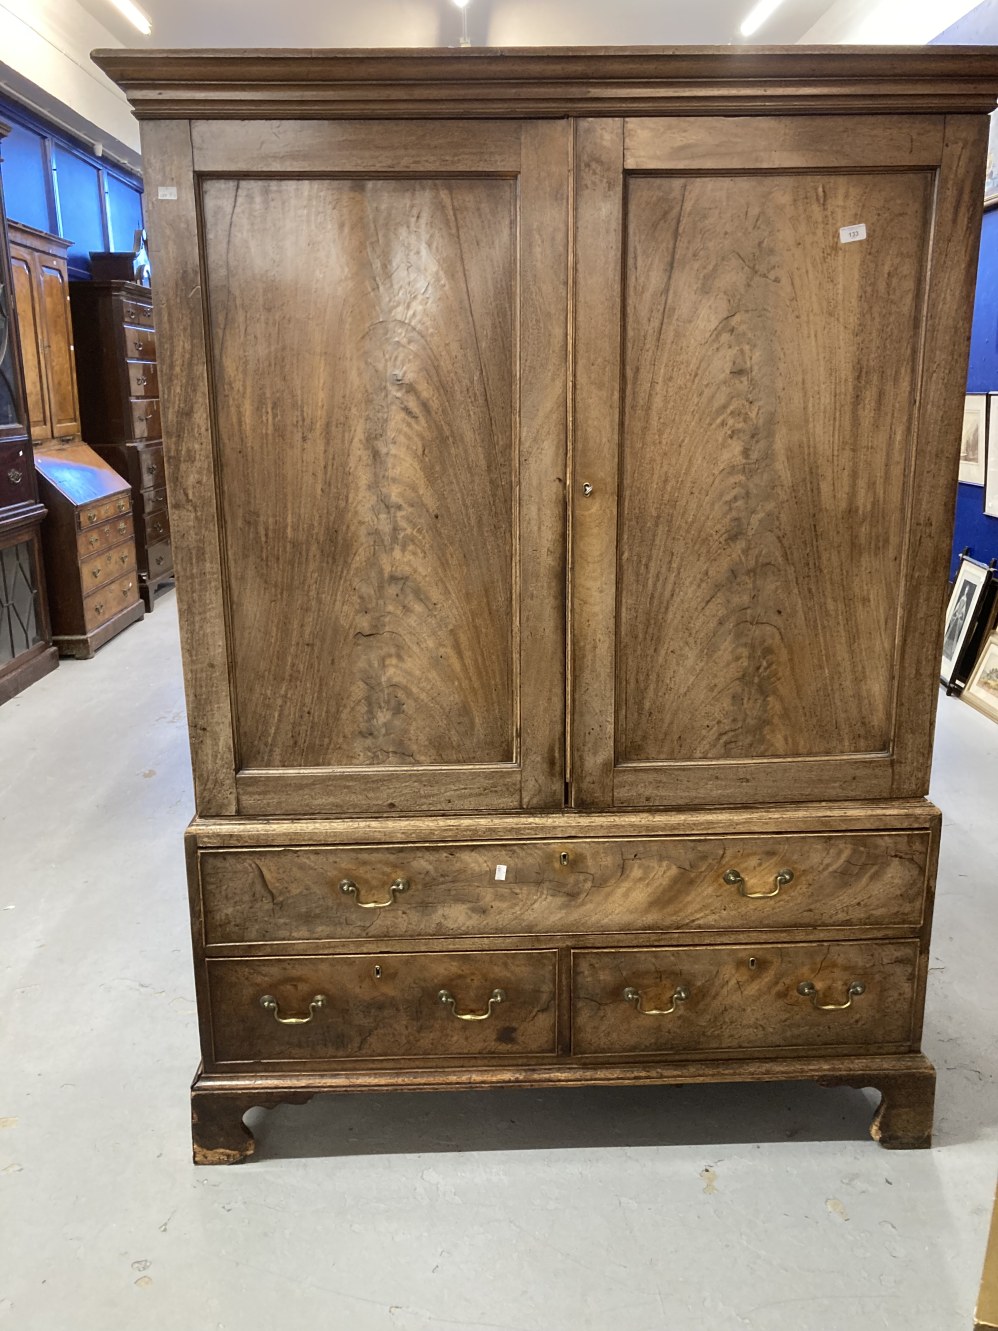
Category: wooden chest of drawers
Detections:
[
  {"x1": 99, "y1": 46, "x2": 997, "y2": 1164},
  {"x1": 33, "y1": 442, "x2": 144, "y2": 657},
  {"x1": 69, "y1": 279, "x2": 173, "y2": 611}
]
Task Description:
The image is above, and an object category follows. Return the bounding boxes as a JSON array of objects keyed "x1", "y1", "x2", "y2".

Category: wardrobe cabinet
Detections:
[
  {"x1": 97, "y1": 47, "x2": 998, "y2": 1164},
  {"x1": 8, "y1": 224, "x2": 81, "y2": 446}
]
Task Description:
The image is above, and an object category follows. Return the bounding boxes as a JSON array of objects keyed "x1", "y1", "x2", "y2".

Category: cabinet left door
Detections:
[{"x1": 143, "y1": 119, "x2": 569, "y2": 816}]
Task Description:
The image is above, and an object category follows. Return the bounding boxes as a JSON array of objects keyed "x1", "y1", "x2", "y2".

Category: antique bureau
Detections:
[{"x1": 98, "y1": 47, "x2": 998, "y2": 1163}]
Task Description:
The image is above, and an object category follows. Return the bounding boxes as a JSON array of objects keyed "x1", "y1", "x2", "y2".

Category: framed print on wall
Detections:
[
  {"x1": 986, "y1": 109, "x2": 998, "y2": 209},
  {"x1": 962, "y1": 631, "x2": 998, "y2": 724},
  {"x1": 941, "y1": 555, "x2": 992, "y2": 689},
  {"x1": 959, "y1": 394, "x2": 988, "y2": 486},
  {"x1": 987, "y1": 393, "x2": 998, "y2": 517}
]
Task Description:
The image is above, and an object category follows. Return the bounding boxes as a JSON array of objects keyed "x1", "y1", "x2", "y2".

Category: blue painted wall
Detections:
[
  {"x1": 0, "y1": 95, "x2": 143, "y2": 280},
  {"x1": 932, "y1": 4, "x2": 998, "y2": 575}
]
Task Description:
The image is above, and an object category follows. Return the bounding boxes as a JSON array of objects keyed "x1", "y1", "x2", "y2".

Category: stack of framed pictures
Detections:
[{"x1": 941, "y1": 553, "x2": 998, "y2": 695}]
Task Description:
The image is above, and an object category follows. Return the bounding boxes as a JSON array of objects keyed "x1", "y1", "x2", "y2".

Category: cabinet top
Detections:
[{"x1": 93, "y1": 45, "x2": 998, "y2": 119}]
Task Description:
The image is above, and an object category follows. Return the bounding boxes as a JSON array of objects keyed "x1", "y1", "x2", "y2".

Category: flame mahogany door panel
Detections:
[
  {"x1": 571, "y1": 115, "x2": 984, "y2": 809},
  {"x1": 160, "y1": 120, "x2": 568, "y2": 816}
]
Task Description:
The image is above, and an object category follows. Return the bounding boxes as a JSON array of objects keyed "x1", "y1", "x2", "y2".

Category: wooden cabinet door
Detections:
[
  {"x1": 9, "y1": 249, "x2": 50, "y2": 443},
  {"x1": 37, "y1": 255, "x2": 80, "y2": 439},
  {"x1": 143, "y1": 119, "x2": 567, "y2": 816},
  {"x1": 572, "y1": 115, "x2": 986, "y2": 809}
]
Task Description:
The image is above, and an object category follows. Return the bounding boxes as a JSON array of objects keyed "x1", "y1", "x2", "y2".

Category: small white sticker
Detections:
[
  {"x1": 839, "y1": 223, "x2": 867, "y2": 244},
  {"x1": 157, "y1": 185, "x2": 178, "y2": 201},
  {"x1": 494, "y1": 864, "x2": 507, "y2": 881}
]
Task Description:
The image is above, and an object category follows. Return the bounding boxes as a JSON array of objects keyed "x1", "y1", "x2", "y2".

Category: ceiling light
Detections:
[
  {"x1": 452, "y1": 0, "x2": 470, "y2": 8},
  {"x1": 108, "y1": 0, "x2": 152, "y2": 35},
  {"x1": 740, "y1": 0, "x2": 785, "y2": 37}
]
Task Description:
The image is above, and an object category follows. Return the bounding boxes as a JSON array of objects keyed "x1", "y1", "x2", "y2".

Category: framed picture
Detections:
[
  {"x1": 941, "y1": 555, "x2": 992, "y2": 688},
  {"x1": 959, "y1": 394, "x2": 987, "y2": 486},
  {"x1": 986, "y1": 109, "x2": 998, "y2": 210},
  {"x1": 962, "y1": 630, "x2": 998, "y2": 724},
  {"x1": 987, "y1": 393, "x2": 998, "y2": 517}
]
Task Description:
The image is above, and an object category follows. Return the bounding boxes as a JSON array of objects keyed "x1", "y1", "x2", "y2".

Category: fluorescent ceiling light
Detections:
[
  {"x1": 108, "y1": 0, "x2": 152, "y2": 35},
  {"x1": 740, "y1": 0, "x2": 786, "y2": 37},
  {"x1": 452, "y1": 0, "x2": 471, "y2": 8}
]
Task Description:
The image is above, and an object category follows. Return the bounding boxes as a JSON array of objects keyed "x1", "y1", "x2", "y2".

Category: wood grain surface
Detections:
[
  {"x1": 203, "y1": 175, "x2": 516, "y2": 771},
  {"x1": 572, "y1": 940, "x2": 919, "y2": 1055},
  {"x1": 206, "y1": 949, "x2": 558, "y2": 1063},
  {"x1": 198, "y1": 830, "x2": 929, "y2": 945},
  {"x1": 617, "y1": 168, "x2": 931, "y2": 767}
]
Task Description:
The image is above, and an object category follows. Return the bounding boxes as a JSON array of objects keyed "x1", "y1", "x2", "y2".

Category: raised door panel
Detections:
[
  {"x1": 9, "y1": 251, "x2": 50, "y2": 443},
  {"x1": 38, "y1": 258, "x2": 80, "y2": 438},
  {"x1": 165, "y1": 119, "x2": 568, "y2": 815},
  {"x1": 572, "y1": 115, "x2": 987, "y2": 808}
]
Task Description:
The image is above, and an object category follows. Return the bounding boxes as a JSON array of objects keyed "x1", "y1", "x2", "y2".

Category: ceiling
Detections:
[{"x1": 77, "y1": 0, "x2": 855, "y2": 50}]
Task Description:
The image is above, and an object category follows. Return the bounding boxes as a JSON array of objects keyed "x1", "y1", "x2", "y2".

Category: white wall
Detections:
[
  {"x1": 0, "y1": 0, "x2": 139, "y2": 157},
  {"x1": 800, "y1": 0, "x2": 984, "y2": 43}
]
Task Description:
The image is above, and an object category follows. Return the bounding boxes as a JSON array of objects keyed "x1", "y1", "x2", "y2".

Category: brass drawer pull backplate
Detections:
[
  {"x1": 797, "y1": 980, "x2": 865, "y2": 1011},
  {"x1": 623, "y1": 984, "x2": 689, "y2": 1016},
  {"x1": 723, "y1": 867, "x2": 794, "y2": 898},
  {"x1": 438, "y1": 988, "x2": 505, "y2": 1021},
  {"x1": 340, "y1": 876, "x2": 408, "y2": 909},
  {"x1": 259, "y1": 993, "x2": 327, "y2": 1025}
]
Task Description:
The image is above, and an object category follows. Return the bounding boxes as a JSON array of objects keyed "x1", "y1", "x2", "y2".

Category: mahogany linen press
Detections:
[{"x1": 96, "y1": 46, "x2": 998, "y2": 1162}]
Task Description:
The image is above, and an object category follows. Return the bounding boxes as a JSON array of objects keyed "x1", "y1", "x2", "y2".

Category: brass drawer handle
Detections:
[
  {"x1": 93, "y1": 600, "x2": 105, "y2": 615},
  {"x1": 88, "y1": 534, "x2": 100, "y2": 548},
  {"x1": 87, "y1": 510, "x2": 98, "y2": 524},
  {"x1": 340, "y1": 877, "x2": 408, "y2": 909},
  {"x1": 135, "y1": 375, "x2": 147, "y2": 386},
  {"x1": 91, "y1": 565, "x2": 103, "y2": 579},
  {"x1": 797, "y1": 980, "x2": 865, "y2": 1011},
  {"x1": 7, "y1": 468, "x2": 22, "y2": 484},
  {"x1": 117, "y1": 521, "x2": 127, "y2": 534},
  {"x1": 259, "y1": 993, "x2": 327, "y2": 1025},
  {"x1": 438, "y1": 988, "x2": 505, "y2": 1021},
  {"x1": 723, "y1": 867, "x2": 794, "y2": 898},
  {"x1": 623, "y1": 984, "x2": 689, "y2": 1016}
]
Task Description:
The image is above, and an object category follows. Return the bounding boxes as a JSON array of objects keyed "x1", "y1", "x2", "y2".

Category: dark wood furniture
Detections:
[
  {"x1": 97, "y1": 46, "x2": 998, "y2": 1164},
  {"x1": 8, "y1": 222, "x2": 80, "y2": 447},
  {"x1": 7, "y1": 222, "x2": 144, "y2": 654},
  {"x1": 0, "y1": 125, "x2": 57, "y2": 703},
  {"x1": 33, "y1": 442, "x2": 143, "y2": 657},
  {"x1": 70, "y1": 275, "x2": 173, "y2": 611}
]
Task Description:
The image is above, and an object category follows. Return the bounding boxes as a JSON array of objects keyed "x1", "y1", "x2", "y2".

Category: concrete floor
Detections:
[{"x1": 1, "y1": 590, "x2": 996, "y2": 1331}]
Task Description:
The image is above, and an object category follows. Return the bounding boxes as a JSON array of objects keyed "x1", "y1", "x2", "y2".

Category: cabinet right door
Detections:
[{"x1": 572, "y1": 114, "x2": 987, "y2": 809}]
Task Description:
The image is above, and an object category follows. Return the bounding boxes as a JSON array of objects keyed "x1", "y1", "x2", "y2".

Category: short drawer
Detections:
[
  {"x1": 198, "y1": 831, "x2": 930, "y2": 945},
  {"x1": 117, "y1": 297, "x2": 154, "y2": 329},
  {"x1": 77, "y1": 493, "x2": 131, "y2": 531},
  {"x1": 123, "y1": 324, "x2": 157, "y2": 360},
  {"x1": 206, "y1": 949, "x2": 558, "y2": 1064},
  {"x1": 571, "y1": 941, "x2": 919, "y2": 1057},
  {"x1": 145, "y1": 538, "x2": 173, "y2": 580},
  {"x1": 126, "y1": 360, "x2": 159, "y2": 399},
  {"x1": 80, "y1": 542, "x2": 136, "y2": 591},
  {"x1": 77, "y1": 515, "x2": 134, "y2": 557},
  {"x1": 129, "y1": 399, "x2": 161, "y2": 443},
  {"x1": 83, "y1": 569, "x2": 140, "y2": 632},
  {"x1": 137, "y1": 485, "x2": 168, "y2": 516},
  {"x1": 139, "y1": 506, "x2": 170, "y2": 548}
]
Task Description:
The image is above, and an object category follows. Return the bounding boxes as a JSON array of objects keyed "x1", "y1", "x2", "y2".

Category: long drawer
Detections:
[
  {"x1": 571, "y1": 941, "x2": 919, "y2": 1056},
  {"x1": 197, "y1": 831, "x2": 931, "y2": 945},
  {"x1": 206, "y1": 949, "x2": 558, "y2": 1064},
  {"x1": 77, "y1": 515, "x2": 134, "y2": 557},
  {"x1": 79, "y1": 541, "x2": 136, "y2": 591},
  {"x1": 77, "y1": 493, "x2": 131, "y2": 530},
  {"x1": 83, "y1": 569, "x2": 140, "y2": 632}
]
